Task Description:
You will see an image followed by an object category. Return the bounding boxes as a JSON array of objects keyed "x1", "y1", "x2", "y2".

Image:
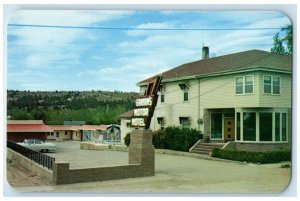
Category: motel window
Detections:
[
  {"x1": 273, "y1": 76, "x2": 280, "y2": 94},
  {"x1": 56, "y1": 132, "x2": 59, "y2": 138},
  {"x1": 236, "y1": 113, "x2": 241, "y2": 141},
  {"x1": 235, "y1": 77, "x2": 243, "y2": 94},
  {"x1": 211, "y1": 113, "x2": 222, "y2": 139},
  {"x1": 239, "y1": 111, "x2": 287, "y2": 142},
  {"x1": 275, "y1": 113, "x2": 280, "y2": 141},
  {"x1": 235, "y1": 75, "x2": 254, "y2": 94},
  {"x1": 282, "y1": 113, "x2": 287, "y2": 141},
  {"x1": 160, "y1": 90, "x2": 165, "y2": 103},
  {"x1": 259, "y1": 113, "x2": 272, "y2": 141},
  {"x1": 157, "y1": 117, "x2": 165, "y2": 130},
  {"x1": 65, "y1": 131, "x2": 68, "y2": 135},
  {"x1": 179, "y1": 83, "x2": 189, "y2": 102},
  {"x1": 245, "y1": 76, "x2": 254, "y2": 93},
  {"x1": 264, "y1": 75, "x2": 280, "y2": 94},
  {"x1": 243, "y1": 112, "x2": 256, "y2": 141},
  {"x1": 179, "y1": 117, "x2": 190, "y2": 129},
  {"x1": 184, "y1": 88, "x2": 189, "y2": 101}
]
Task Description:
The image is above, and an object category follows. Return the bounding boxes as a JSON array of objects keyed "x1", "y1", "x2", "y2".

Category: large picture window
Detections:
[
  {"x1": 236, "y1": 112, "x2": 241, "y2": 140},
  {"x1": 235, "y1": 75, "x2": 254, "y2": 94},
  {"x1": 275, "y1": 113, "x2": 280, "y2": 141},
  {"x1": 282, "y1": 113, "x2": 287, "y2": 141},
  {"x1": 264, "y1": 75, "x2": 280, "y2": 94},
  {"x1": 259, "y1": 113, "x2": 272, "y2": 141},
  {"x1": 243, "y1": 112, "x2": 256, "y2": 141},
  {"x1": 211, "y1": 113, "x2": 222, "y2": 139}
]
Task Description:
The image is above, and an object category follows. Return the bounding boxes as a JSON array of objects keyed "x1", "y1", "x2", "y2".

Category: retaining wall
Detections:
[
  {"x1": 53, "y1": 129, "x2": 155, "y2": 184},
  {"x1": 7, "y1": 148, "x2": 53, "y2": 183}
]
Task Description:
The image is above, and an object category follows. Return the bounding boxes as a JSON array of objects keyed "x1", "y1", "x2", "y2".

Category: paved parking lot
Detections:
[{"x1": 10, "y1": 140, "x2": 291, "y2": 194}]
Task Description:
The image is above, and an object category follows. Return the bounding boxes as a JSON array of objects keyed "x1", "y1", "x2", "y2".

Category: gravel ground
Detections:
[{"x1": 5, "y1": 141, "x2": 292, "y2": 194}]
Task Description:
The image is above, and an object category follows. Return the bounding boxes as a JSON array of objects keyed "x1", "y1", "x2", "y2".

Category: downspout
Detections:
[{"x1": 198, "y1": 78, "x2": 200, "y2": 131}]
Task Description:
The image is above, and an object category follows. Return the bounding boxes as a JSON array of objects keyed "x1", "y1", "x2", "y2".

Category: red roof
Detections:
[
  {"x1": 7, "y1": 124, "x2": 53, "y2": 133},
  {"x1": 50, "y1": 125, "x2": 79, "y2": 131},
  {"x1": 50, "y1": 125, "x2": 108, "y2": 131}
]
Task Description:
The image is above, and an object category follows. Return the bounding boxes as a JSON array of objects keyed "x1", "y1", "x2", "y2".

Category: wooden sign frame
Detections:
[{"x1": 131, "y1": 75, "x2": 162, "y2": 129}]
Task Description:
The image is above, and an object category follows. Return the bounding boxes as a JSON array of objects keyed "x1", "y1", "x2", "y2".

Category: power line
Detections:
[{"x1": 7, "y1": 23, "x2": 284, "y2": 31}]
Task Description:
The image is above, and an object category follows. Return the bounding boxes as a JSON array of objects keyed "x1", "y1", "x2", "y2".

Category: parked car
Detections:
[{"x1": 17, "y1": 139, "x2": 56, "y2": 153}]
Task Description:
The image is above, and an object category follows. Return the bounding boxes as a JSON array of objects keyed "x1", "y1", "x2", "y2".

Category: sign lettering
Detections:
[
  {"x1": 136, "y1": 97, "x2": 152, "y2": 107},
  {"x1": 131, "y1": 118, "x2": 146, "y2": 127},
  {"x1": 134, "y1": 108, "x2": 149, "y2": 116}
]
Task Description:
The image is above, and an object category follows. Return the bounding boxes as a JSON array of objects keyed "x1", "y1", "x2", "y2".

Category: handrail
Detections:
[{"x1": 7, "y1": 141, "x2": 55, "y2": 170}]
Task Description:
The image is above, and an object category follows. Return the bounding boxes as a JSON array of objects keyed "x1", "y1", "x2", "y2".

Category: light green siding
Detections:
[
  {"x1": 151, "y1": 79, "x2": 200, "y2": 131},
  {"x1": 146, "y1": 70, "x2": 291, "y2": 133},
  {"x1": 259, "y1": 72, "x2": 291, "y2": 108},
  {"x1": 200, "y1": 72, "x2": 260, "y2": 109}
]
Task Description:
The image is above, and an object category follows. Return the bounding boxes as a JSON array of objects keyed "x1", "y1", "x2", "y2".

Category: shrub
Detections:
[
  {"x1": 152, "y1": 129, "x2": 168, "y2": 149},
  {"x1": 211, "y1": 148, "x2": 291, "y2": 164},
  {"x1": 153, "y1": 127, "x2": 202, "y2": 152},
  {"x1": 124, "y1": 133, "x2": 131, "y2": 147}
]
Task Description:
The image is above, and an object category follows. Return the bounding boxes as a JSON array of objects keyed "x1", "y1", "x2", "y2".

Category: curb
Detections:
[{"x1": 80, "y1": 142, "x2": 248, "y2": 165}]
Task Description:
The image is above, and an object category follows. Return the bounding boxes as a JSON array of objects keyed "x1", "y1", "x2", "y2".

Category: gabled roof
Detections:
[
  {"x1": 119, "y1": 110, "x2": 134, "y2": 118},
  {"x1": 138, "y1": 50, "x2": 292, "y2": 85}
]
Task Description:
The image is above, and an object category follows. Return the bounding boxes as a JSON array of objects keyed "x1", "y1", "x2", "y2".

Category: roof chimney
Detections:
[{"x1": 202, "y1": 46, "x2": 209, "y2": 59}]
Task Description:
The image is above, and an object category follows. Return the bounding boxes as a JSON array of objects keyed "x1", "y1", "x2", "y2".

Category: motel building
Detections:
[{"x1": 121, "y1": 48, "x2": 292, "y2": 152}]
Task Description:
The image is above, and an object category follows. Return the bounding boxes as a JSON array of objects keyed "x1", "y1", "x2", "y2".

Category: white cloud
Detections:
[
  {"x1": 126, "y1": 22, "x2": 176, "y2": 37},
  {"x1": 7, "y1": 11, "x2": 292, "y2": 91},
  {"x1": 8, "y1": 10, "x2": 134, "y2": 26}
]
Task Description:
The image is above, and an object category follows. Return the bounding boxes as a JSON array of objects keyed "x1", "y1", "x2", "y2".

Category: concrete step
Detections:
[{"x1": 189, "y1": 142, "x2": 225, "y2": 155}]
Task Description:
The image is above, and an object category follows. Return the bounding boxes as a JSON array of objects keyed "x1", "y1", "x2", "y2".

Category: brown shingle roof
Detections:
[
  {"x1": 119, "y1": 110, "x2": 134, "y2": 118},
  {"x1": 138, "y1": 50, "x2": 292, "y2": 84}
]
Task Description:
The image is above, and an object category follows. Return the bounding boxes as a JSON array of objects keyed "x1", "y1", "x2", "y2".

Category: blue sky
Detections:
[{"x1": 7, "y1": 10, "x2": 291, "y2": 92}]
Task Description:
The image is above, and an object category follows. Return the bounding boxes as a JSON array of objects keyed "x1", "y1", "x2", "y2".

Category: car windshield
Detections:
[{"x1": 35, "y1": 140, "x2": 43, "y2": 144}]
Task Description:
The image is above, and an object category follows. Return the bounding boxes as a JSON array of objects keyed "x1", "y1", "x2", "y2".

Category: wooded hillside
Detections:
[{"x1": 7, "y1": 90, "x2": 139, "y2": 125}]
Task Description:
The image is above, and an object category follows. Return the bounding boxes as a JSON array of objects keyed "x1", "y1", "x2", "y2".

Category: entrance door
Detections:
[{"x1": 224, "y1": 118, "x2": 235, "y2": 141}]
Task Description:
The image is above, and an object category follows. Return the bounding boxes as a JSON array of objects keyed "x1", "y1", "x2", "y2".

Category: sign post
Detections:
[{"x1": 131, "y1": 75, "x2": 162, "y2": 129}]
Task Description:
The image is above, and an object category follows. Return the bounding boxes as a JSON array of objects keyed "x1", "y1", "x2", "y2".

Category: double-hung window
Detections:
[
  {"x1": 235, "y1": 75, "x2": 254, "y2": 94},
  {"x1": 179, "y1": 117, "x2": 190, "y2": 129},
  {"x1": 264, "y1": 75, "x2": 280, "y2": 95},
  {"x1": 184, "y1": 88, "x2": 189, "y2": 101}
]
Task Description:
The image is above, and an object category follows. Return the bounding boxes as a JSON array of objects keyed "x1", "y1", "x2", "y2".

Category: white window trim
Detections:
[
  {"x1": 235, "y1": 75, "x2": 254, "y2": 95},
  {"x1": 237, "y1": 109, "x2": 288, "y2": 143},
  {"x1": 263, "y1": 75, "x2": 281, "y2": 95}
]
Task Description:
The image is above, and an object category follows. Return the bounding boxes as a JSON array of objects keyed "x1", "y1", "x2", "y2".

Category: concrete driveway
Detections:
[{"x1": 14, "y1": 141, "x2": 291, "y2": 194}]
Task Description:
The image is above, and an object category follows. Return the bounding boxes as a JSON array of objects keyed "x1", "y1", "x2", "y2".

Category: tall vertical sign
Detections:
[{"x1": 131, "y1": 75, "x2": 162, "y2": 129}]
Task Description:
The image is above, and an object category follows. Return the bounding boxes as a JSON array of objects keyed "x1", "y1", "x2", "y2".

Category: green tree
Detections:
[
  {"x1": 271, "y1": 25, "x2": 292, "y2": 55},
  {"x1": 271, "y1": 33, "x2": 285, "y2": 54},
  {"x1": 281, "y1": 25, "x2": 292, "y2": 54}
]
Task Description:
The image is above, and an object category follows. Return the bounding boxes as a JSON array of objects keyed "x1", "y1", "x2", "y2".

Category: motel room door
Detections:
[{"x1": 224, "y1": 118, "x2": 235, "y2": 141}]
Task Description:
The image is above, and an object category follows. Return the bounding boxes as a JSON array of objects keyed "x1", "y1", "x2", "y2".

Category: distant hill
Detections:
[{"x1": 7, "y1": 90, "x2": 139, "y2": 125}]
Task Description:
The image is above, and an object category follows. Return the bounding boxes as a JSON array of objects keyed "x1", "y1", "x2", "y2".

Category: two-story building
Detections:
[{"x1": 126, "y1": 48, "x2": 292, "y2": 151}]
